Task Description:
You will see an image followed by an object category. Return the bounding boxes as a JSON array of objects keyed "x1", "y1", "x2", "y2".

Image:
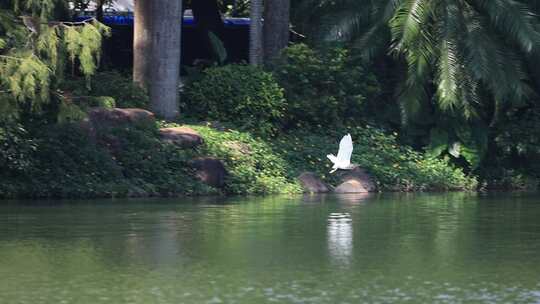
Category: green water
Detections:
[{"x1": 1, "y1": 193, "x2": 540, "y2": 303}]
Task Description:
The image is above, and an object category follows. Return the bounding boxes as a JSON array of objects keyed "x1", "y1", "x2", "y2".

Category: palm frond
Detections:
[
  {"x1": 470, "y1": 0, "x2": 540, "y2": 54},
  {"x1": 462, "y1": 1, "x2": 532, "y2": 105},
  {"x1": 295, "y1": 0, "x2": 540, "y2": 127},
  {"x1": 437, "y1": 38, "x2": 459, "y2": 111},
  {"x1": 390, "y1": 0, "x2": 433, "y2": 52},
  {"x1": 397, "y1": 34, "x2": 434, "y2": 124}
]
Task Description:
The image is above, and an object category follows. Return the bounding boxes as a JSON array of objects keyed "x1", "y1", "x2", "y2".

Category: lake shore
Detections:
[{"x1": 0, "y1": 110, "x2": 483, "y2": 199}]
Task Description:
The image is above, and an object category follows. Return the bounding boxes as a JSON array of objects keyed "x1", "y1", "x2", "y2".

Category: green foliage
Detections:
[
  {"x1": 495, "y1": 105, "x2": 540, "y2": 162},
  {"x1": 164, "y1": 122, "x2": 475, "y2": 193},
  {"x1": 0, "y1": 1, "x2": 110, "y2": 122},
  {"x1": 61, "y1": 71, "x2": 149, "y2": 109},
  {"x1": 88, "y1": 96, "x2": 115, "y2": 108},
  {"x1": 218, "y1": 0, "x2": 250, "y2": 17},
  {"x1": 14, "y1": 0, "x2": 55, "y2": 18},
  {"x1": 208, "y1": 31, "x2": 227, "y2": 64},
  {"x1": 183, "y1": 64, "x2": 286, "y2": 136},
  {"x1": 1, "y1": 54, "x2": 51, "y2": 114},
  {"x1": 271, "y1": 126, "x2": 477, "y2": 192},
  {"x1": 63, "y1": 21, "x2": 111, "y2": 86},
  {"x1": 272, "y1": 44, "x2": 380, "y2": 129},
  {"x1": 0, "y1": 123, "x2": 36, "y2": 174},
  {"x1": 297, "y1": 0, "x2": 540, "y2": 170},
  {"x1": 0, "y1": 117, "x2": 477, "y2": 198},
  {"x1": 0, "y1": 121, "x2": 214, "y2": 198},
  {"x1": 302, "y1": 0, "x2": 540, "y2": 121},
  {"x1": 425, "y1": 120, "x2": 488, "y2": 169},
  {"x1": 180, "y1": 123, "x2": 302, "y2": 194},
  {"x1": 57, "y1": 102, "x2": 87, "y2": 123},
  {"x1": 21, "y1": 124, "x2": 124, "y2": 198},
  {"x1": 477, "y1": 103, "x2": 540, "y2": 189},
  {"x1": 0, "y1": 123, "x2": 124, "y2": 198},
  {"x1": 106, "y1": 126, "x2": 215, "y2": 196}
]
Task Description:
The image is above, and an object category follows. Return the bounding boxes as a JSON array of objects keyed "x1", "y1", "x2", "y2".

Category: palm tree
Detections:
[
  {"x1": 249, "y1": 0, "x2": 263, "y2": 65},
  {"x1": 133, "y1": 0, "x2": 152, "y2": 88},
  {"x1": 298, "y1": 0, "x2": 540, "y2": 167},
  {"x1": 305, "y1": 0, "x2": 540, "y2": 120},
  {"x1": 149, "y1": 0, "x2": 183, "y2": 119}
]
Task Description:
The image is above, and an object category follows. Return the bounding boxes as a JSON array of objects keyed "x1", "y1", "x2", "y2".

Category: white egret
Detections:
[{"x1": 327, "y1": 133, "x2": 357, "y2": 173}]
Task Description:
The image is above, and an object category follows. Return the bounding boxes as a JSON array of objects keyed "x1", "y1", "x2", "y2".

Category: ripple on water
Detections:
[{"x1": 1, "y1": 193, "x2": 540, "y2": 303}]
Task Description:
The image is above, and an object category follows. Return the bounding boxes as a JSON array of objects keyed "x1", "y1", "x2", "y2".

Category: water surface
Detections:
[{"x1": 1, "y1": 193, "x2": 540, "y2": 303}]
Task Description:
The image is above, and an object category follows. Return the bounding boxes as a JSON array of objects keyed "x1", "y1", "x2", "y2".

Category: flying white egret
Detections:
[{"x1": 327, "y1": 134, "x2": 357, "y2": 173}]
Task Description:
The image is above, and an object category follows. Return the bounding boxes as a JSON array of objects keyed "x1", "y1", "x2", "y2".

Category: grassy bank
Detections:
[{"x1": 0, "y1": 119, "x2": 477, "y2": 199}]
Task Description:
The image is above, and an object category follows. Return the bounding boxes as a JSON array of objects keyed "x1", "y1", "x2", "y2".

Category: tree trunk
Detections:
[
  {"x1": 96, "y1": 0, "x2": 104, "y2": 22},
  {"x1": 263, "y1": 0, "x2": 289, "y2": 63},
  {"x1": 192, "y1": 0, "x2": 224, "y2": 34},
  {"x1": 133, "y1": 0, "x2": 152, "y2": 88},
  {"x1": 192, "y1": 0, "x2": 226, "y2": 63},
  {"x1": 150, "y1": 0, "x2": 182, "y2": 119},
  {"x1": 249, "y1": 0, "x2": 263, "y2": 65}
]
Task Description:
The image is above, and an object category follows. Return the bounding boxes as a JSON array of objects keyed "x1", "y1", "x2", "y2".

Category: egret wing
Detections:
[
  {"x1": 327, "y1": 154, "x2": 337, "y2": 164},
  {"x1": 336, "y1": 134, "x2": 353, "y2": 163}
]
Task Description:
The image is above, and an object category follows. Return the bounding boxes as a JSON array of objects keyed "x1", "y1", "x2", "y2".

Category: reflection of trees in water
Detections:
[
  {"x1": 194, "y1": 195, "x2": 331, "y2": 268},
  {"x1": 347, "y1": 193, "x2": 477, "y2": 273},
  {"x1": 0, "y1": 199, "x2": 205, "y2": 268},
  {"x1": 3, "y1": 193, "x2": 540, "y2": 286}
]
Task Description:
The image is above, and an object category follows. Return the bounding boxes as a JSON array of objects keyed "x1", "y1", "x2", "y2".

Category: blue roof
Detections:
[{"x1": 74, "y1": 15, "x2": 250, "y2": 27}]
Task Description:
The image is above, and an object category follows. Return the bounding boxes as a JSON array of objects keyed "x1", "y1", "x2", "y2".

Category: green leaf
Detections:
[
  {"x1": 89, "y1": 96, "x2": 116, "y2": 108},
  {"x1": 460, "y1": 143, "x2": 480, "y2": 169},
  {"x1": 427, "y1": 127, "x2": 448, "y2": 158},
  {"x1": 455, "y1": 122, "x2": 488, "y2": 169},
  {"x1": 208, "y1": 31, "x2": 227, "y2": 64}
]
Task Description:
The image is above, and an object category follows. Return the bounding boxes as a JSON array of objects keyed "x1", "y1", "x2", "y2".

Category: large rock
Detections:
[
  {"x1": 190, "y1": 157, "x2": 227, "y2": 188},
  {"x1": 334, "y1": 167, "x2": 377, "y2": 193},
  {"x1": 88, "y1": 108, "x2": 155, "y2": 128},
  {"x1": 298, "y1": 172, "x2": 329, "y2": 193},
  {"x1": 159, "y1": 127, "x2": 203, "y2": 148}
]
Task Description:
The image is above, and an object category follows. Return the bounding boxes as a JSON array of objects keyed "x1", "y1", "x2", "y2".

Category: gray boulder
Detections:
[
  {"x1": 159, "y1": 126, "x2": 203, "y2": 148},
  {"x1": 190, "y1": 157, "x2": 227, "y2": 188},
  {"x1": 298, "y1": 172, "x2": 329, "y2": 193},
  {"x1": 334, "y1": 167, "x2": 377, "y2": 193},
  {"x1": 88, "y1": 108, "x2": 155, "y2": 128}
]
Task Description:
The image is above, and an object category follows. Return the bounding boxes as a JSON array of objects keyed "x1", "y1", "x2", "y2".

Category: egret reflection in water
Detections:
[{"x1": 327, "y1": 212, "x2": 353, "y2": 265}]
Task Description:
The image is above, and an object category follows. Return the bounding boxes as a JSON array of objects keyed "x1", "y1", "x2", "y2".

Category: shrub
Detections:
[
  {"x1": 0, "y1": 121, "x2": 214, "y2": 198},
  {"x1": 162, "y1": 122, "x2": 302, "y2": 194},
  {"x1": 107, "y1": 126, "x2": 215, "y2": 196},
  {"x1": 182, "y1": 64, "x2": 286, "y2": 137},
  {"x1": 493, "y1": 105, "x2": 540, "y2": 175},
  {"x1": 272, "y1": 44, "x2": 380, "y2": 129},
  {"x1": 474, "y1": 103, "x2": 540, "y2": 190},
  {"x1": 164, "y1": 122, "x2": 475, "y2": 193},
  {"x1": 0, "y1": 123, "x2": 36, "y2": 175},
  {"x1": 10, "y1": 124, "x2": 124, "y2": 198},
  {"x1": 61, "y1": 71, "x2": 149, "y2": 109},
  {"x1": 0, "y1": 119, "x2": 476, "y2": 198},
  {"x1": 270, "y1": 126, "x2": 477, "y2": 192}
]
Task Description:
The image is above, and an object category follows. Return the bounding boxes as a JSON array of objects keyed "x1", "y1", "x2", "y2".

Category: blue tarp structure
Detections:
[
  {"x1": 79, "y1": 13, "x2": 250, "y2": 68},
  {"x1": 74, "y1": 15, "x2": 250, "y2": 28}
]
